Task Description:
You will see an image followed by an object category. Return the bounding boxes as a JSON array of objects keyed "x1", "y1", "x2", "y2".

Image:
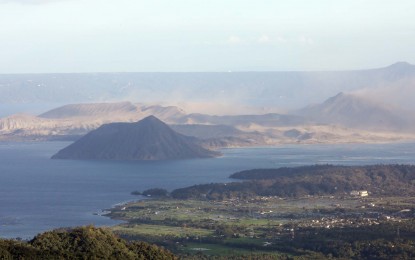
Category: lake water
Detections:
[{"x1": 1, "y1": 141, "x2": 415, "y2": 239}]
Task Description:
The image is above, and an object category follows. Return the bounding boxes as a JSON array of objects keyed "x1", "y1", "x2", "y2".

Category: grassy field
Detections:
[
  {"x1": 108, "y1": 195, "x2": 415, "y2": 258},
  {"x1": 112, "y1": 224, "x2": 213, "y2": 237},
  {"x1": 181, "y1": 242, "x2": 283, "y2": 257}
]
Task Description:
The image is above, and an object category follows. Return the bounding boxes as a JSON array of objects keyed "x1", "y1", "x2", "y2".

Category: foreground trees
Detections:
[{"x1": 0, "y1": 226, "x2": 176, "y2": 259}]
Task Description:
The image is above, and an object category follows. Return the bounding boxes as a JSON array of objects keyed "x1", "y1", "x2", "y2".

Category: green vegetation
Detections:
[
  {"x1": 109, "y1": 164, "x2": 415, "y2": 259},
  {"x1": 6, "y1": 164, "x2": 414, "y2": 259},
  {"x1": 0, "y1": 226, "x2": 175, "y2": 259},
  {"x1": 132, "y1": 188, "x2": 170, "y2": 197},
  {"x1": 109, "y1": 195, "x2": 415, "y2": 259},
  {"x1": 113, "y1": 224, "x2": 213, "y2": 238},
  {"x1": 172, "y1": 164, "x2": 415, "y2": 199}
]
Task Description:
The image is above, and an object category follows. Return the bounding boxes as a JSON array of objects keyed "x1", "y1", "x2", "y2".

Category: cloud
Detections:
[
  {"x1": 0, "y1": 0, "x2": 69, "y2": 4},
  {"x1": 227, "y1": 35, "x2": 243, "y2": 45},
  {"x1": 257, "y1": 35, "x2": 289, "y2": 44},
  {"x1": 226, "y1": 34, "x2": 315, "y2": 46},
  {"x1": 298, "y1": 35, "x2": 314, "y2": 45},
  {"x1": 275, "y1": 36, "x2": 288, "y2": 43},
  {"x1": 257, "y1": 35, "x2": 270, "y2": 44}
]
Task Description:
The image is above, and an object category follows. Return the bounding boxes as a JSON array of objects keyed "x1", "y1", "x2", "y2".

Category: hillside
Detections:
[
  {"x1": 176, "y1": 113, "x2": 308, "y2": 127},
  {"x1": 0, "y1": 226, "x2": 175, "y2": 259},
  {"x1": 39, "y1": 101, "x2": 186, "y2": 122},
  {"x1": 52, "y1": 116, "x2": 220, "y2": 160},
  {"x1": 297, "y1": 92, "x2": 413, "y2": 131},
  {"x1": 2, "y1": 98, "x2": 415, "y2": 144},
  {"x1": 0, "y1": 102, "x2": 188, "y2": 140},
  {"x1": 39, "y1": 101, "x2": 138, "y2": 119},
  {"x1": 171, "y1": 165, "x2": 415, "y2": 199}
]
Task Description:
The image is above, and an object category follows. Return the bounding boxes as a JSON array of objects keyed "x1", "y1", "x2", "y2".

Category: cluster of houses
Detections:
[{"x1": 350, "y1": 190, "x2": 369, "y2": 197}]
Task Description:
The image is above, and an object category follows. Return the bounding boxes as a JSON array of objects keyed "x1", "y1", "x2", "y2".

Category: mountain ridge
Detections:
[
  {"x1": 51, "y1": 116, "x2": 220, "y2": 160},
  {"x1": 39, "y1": 102, "x2": 138, "y2": 118},
  {"x1": 297, "y1": 92, "x2": 414, "y2": 132},
  {"x1": 1, "y1": 62, "x2": 414, "y2": 113},
  {"x1": 2, "y1": 98, "x2": 415, "y2": 145}
]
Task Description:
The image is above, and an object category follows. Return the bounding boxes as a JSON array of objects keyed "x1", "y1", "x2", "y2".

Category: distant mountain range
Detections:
[
  {"x1": 39, "y1": 102, "x2": 186, "y2": 122},
  {"x1": 1, "y1": 92, "x2": 414, "y2": 145},
  {"x1": 1, "y1": 62, "x2": 415, "y2": 114},
  {"x1": 0, "y1": 101, "x2": 309, "y2": 144},
  {"x1": 1, "y1": 62, "x2": 415, "y2": 145},
  {"x1": 297, "y1": 92, "x2": 414, "y2": 132},
  {"x1": 52, "y1": 116, "x2": 220, "y2": 160}
]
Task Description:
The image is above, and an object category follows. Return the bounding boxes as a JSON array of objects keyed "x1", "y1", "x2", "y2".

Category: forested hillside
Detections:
[
  {"x1": 0, "y1": 226, "x2": 175, "y2": 259},
  {"x1": 172, "y1": 165, "x2": 415, "y2": 199}
]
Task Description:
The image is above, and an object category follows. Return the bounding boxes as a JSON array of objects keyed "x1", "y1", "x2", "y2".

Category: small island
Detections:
[{"x1": 51, "y1": 116, "x2": 220, "y2": 161}]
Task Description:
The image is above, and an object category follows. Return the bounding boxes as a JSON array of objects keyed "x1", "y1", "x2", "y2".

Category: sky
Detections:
[{"x1": 0, "y1": 0, "x2": 414, "y2": 73}]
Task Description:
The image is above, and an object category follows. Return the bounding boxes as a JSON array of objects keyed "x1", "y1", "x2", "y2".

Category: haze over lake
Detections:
[{"x1": 1, "y1": 141, "x2": 415, "y2": 239}]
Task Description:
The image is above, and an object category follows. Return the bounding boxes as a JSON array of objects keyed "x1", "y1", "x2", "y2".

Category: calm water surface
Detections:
[{"x1": 1, "y1": 141, "x2": 415, "y2": 239}]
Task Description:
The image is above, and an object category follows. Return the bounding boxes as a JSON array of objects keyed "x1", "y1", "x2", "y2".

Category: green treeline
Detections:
[
  {"x1": 0, "y1": 226, "x2": 176, "y2": 259},
  {"x1": 283, "y1": 219, "x2": 415, "y2": 259},
  {"x1": 171, "y1": 164, "x2": 415, "y2": 199}
]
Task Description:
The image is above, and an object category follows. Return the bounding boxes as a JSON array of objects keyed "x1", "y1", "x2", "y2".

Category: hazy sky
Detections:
[{"x1": 0, "y1": 0, "x2": 414, "y2": 73}]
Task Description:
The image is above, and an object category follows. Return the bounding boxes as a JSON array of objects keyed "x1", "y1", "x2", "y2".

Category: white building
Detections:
[{"x1": 350, "y1": 190, "x2": 368, "y2": 197}]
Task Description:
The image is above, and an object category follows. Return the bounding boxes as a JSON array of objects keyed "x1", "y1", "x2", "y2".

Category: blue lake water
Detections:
[{"x1": 1, "y1": 141, "x2": 415, "y2": 239}]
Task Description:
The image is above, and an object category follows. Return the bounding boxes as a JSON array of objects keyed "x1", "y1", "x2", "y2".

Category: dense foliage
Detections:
[
  {"x1": 0, "y1": 226, "x2": 176, "y2": 259},
  {"x1": 132, "y1": 188, "x2": 170, "y2": 197},
  {"x1": 172, "y1": 165, "x2": 415, "y2": 199},
  {"x1": 287, "y1": 220, "x2": 415, "y2": 260}
]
